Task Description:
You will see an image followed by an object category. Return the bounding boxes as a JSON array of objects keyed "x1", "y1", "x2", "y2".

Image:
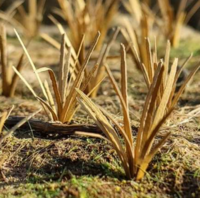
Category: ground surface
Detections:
[{"x1": 0, "y1": 24, "x2": 200, "y2": 198}]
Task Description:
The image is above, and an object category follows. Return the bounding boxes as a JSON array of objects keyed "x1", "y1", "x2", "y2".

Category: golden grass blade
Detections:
[
  {"x1": 89, "y1": 67, "x2": 106, "y2": 98},
  {"x1": 172, "y1": 63, "x2": 200, "y2": 107},
  {"x1": 36, "y1": 67, "x2": 62, "y2": 116},
  {"x1": 9, "y1": 54, "x2": 24, "y2": 97},
  {"x1": 121, "y1": 44, "x2": 128, "y2": 106},
  {"x1": 176, "y1": 0, "x2": 187, "y2": 18},
  {"x1": 84, "y1": 43, "x2": 107, "y2": 97},
  {"x1": 14, "y1": 29, "x2": 48, "y2": 100},
  {"x1": 142, "y1": 64, "x2": 165, "y2": 142},
  {"x1": 29, "y1": 0, "x2": 37, "y2": 18},
  {"x1": 175, "y1": 54, "x2": 193, "y2": 82},
  {"x1": 76, "y1": 90, "x2": 131, "y2": 178},
  {"x1": 12, "y1": 66, "x2": 37, "y2": 97},
  {"x1": 185, "y1": 1, "x2": 200, "y2": 23},
  {"x1": 168, "y1": 54, "x2": 193, "y2": 105},
  {"x1": 63, "y1": 48, "x2": 71, "y2": 103},
  {"x1": 135, "y1": 64, "x2": 164, "y2": 163},
  {"x1": 44, "y1": 80, "x2": 56, "y2": 113},
  {"x1": 40, "y1": 33, "x2": 76, "y2": 69},
  {"x1": 6, "y1": 106, "x2": 14, "y2": 120},
  {"x1": 136, "y1": 132, "x2": 170, "y2": 180},
  {"x1": 105, "y1": 65, "x2": 132, "y2": 129},
  {"x1": 59, "y1": 34, "x2": 66, "y2": 104},
  {"x1": 0, "y1": 112, "x2": 8, "y2": 134},
  {"x1": 6, "y1": 0, "x2": 23, "y2": 15},
  {"x1": 152, "y1": 58, "x2": 178, "y2": 129},
  {"x1": 61, "y1": 32, "x2": 100, "y2": 122},
  {"x1": 163, "y1": 41, "x2": 171, "y2": 85},
  {"x1": 120, "y1": 44, "x2": 134, "y2": 174},
  {"x1": 0, "y1": 24, "x2": 9, "y2": 94},
  {"x1": 0, "y1": 109, "x2": 41, "y2": 144},
  {"x1": 172, "y1": 13, "x2": 186, "y2": 48},
  {"x1": 36, "y1": 97, "x2": 58, "y2": 121},
  {"x1": 38, "y1": 0, "x2": 46, "y2": 16},
  {"x1": 123, "y1": 18, "x2": 138, "y2": 51},
  {"x1": 96, "y1": 0, "x2": 119, "y2": 49},
  {"x1": 146, "y1": 38, "x2": 154, "y2": 82},
  {"x1": 48, "y1": 15, "x2": 77, "y2": 60},
  {"x1": 153, "y1": 37, "x2": 158, "y2": 65},
  {"x1": 87, "y1": 75, "x2": 106, "y2": 97},
  {"x1": 99, "y1": 107, "x2": 135, "y2": 160},
  {"x1": 128, "y1": 0, "x2": 142, "y2": 24},
  {"x1": 74, "y1": 131, "x2": 109, "y2": 142},
  {"x1": 98, "y1": 28, "x2": 120, "y2": 67},
  {"x1": 40, "y1": 33, "x2": 60, "y2": 49},
  {"x1": 48, "y1": 15, "x2": 65, "y2": 34},
  {"x1": 72, "y1": 34, "x2": 85, "y2": 72},
  {"x1": 142, "y1": 108, "x2": 174, "y2": 160},
  {"x1": 76, "y1": 89, "x2": 125, "y2": 152}
]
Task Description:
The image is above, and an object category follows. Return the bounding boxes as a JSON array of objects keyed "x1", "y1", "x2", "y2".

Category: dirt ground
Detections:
[{"x1": 0, "y1": 22, "x2": 200, "y2": 198}]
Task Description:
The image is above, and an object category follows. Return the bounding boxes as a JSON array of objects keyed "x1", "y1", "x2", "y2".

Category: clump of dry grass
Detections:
[
  {"x1": 123, "y1": 0, "x2": 200, "y2": 48},
  {"x1": 41, "y1": 19, "x2": 120, "y2": 98},
  {"x1": 15, "y1": 0, "x2": 46, "y2": 38},
  {"x1": 128, "y1": 38, "x2": 197, "y2": 100},
  {"x1": 122, "y1": 23, "x2": 196, "y2": 95},
  {"x1": 13, "y1": 29, "x2": 108, "y2": 123},
  {"x1": 121, "y1": 17, "x2": 153, "y2": 71},
  {"x1": 55, "y1": 0, "x2": 119, "y2": 51},
  {"x1": 157, "y1": 0, "x2": 200, "y2": 47},
  {"x1": 0, "y1": 1, "x2": 23, "y2": 25},
  {"x1": 123, "y1": 0, "x2": 143, "y2": 24},
  {"x1": 76, "y1": 43, "x2": 200, "y2": 180},
  {"x1": 121, "y1": 0, "x2": 156, "y2": 71},
  {"x1": 0, "y1": 24, "x2": 24, "y2": 97}
]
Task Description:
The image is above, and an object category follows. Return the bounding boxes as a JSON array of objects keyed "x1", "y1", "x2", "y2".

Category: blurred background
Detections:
[{"x1": 1, "y1": 0, "x2": 200, "y2": 29}]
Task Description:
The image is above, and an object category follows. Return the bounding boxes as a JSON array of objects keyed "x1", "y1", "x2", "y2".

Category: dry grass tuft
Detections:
[
  {"x1": 13, "y1": 30, "x2": 108, "y2": 123},
  {"x1": 41, "y1": 20, "x2": 120, "y2": 98},
  {"x1": 0, "y1": 1, "x2": 23, "y2": 27},
  {"x1": 0, "y1": 24, "x2": 24, "y2": 97},
  {"x1": 55, "y1": 0, "x2": 119, "y2": 51},
  {"x1": 76, "y1": 43, "x2": 200, "y2": 180},
  {"x1": 15, "y1": 0, "x2": 46, "y2": 38},
  {"x1": 157, "y1": 0, "x2": 200, "y2": 47},
  {"x1": 123, "y1": 0, "x2": 200, "y2": 48},
  {"x1": 121, "y1": 17, "x2": 152, "y2": 71}
]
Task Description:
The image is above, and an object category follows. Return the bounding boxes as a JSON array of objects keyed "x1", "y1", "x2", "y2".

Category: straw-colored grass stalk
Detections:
[
  {"x1": 55, "y1": 0, "x2": 119, "y2": 51},
  {"x1": 13, "y1": 29, "x2": 107, "y2": 123},
  {"x1": 0, "y1": 108, "x2": 40, "y2": 144},
  {"x1": 122, "y1": 25, "x2": 197, "y2": 96},
  {"x1": 121, "y1": 16, "x2": 152, "y2": 71},
  {"x1": 41, "y1": 19, "x2": 120, "y2": 98},
  {"x1": 15, "y1": 0, "x2": 46, "y2": 38},
  {"x1": 127, "y1": 38, "x2": 198, "y2": 106},
  {"x1": 157, "y1": 0, "x2": 200, "y2": 48},
  {"x1": 121, "y1": 1, "x2": 155, "y2": 71},
  {"x1": 123, "y1": 0, "x2": 142, "y2": 24},
  {"x1": 0, "y1": 24, "x2": 24, "y2": 97},
  {"x1": 76, "y1": 43, "x2": 199, "y2": 180},
  {"x1": 0, "y1": 1, "x2": 23, "y2": 26}
]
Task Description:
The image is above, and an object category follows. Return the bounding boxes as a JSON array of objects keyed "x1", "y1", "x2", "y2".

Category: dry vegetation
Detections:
[
  {"x1": 15, "y1": 0, "x2": 46, "y2": 38},
  {"x1": 0, "y1": 24, "x2": 24, "y2": 97},
  {"x1": 0, "y1": 0, "x2": 200, "y2": 197}
]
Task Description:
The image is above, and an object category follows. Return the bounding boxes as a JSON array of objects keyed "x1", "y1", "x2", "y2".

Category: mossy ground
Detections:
[{"x1": 0, "y1": 26, "x2": 200, "y2": 198}]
